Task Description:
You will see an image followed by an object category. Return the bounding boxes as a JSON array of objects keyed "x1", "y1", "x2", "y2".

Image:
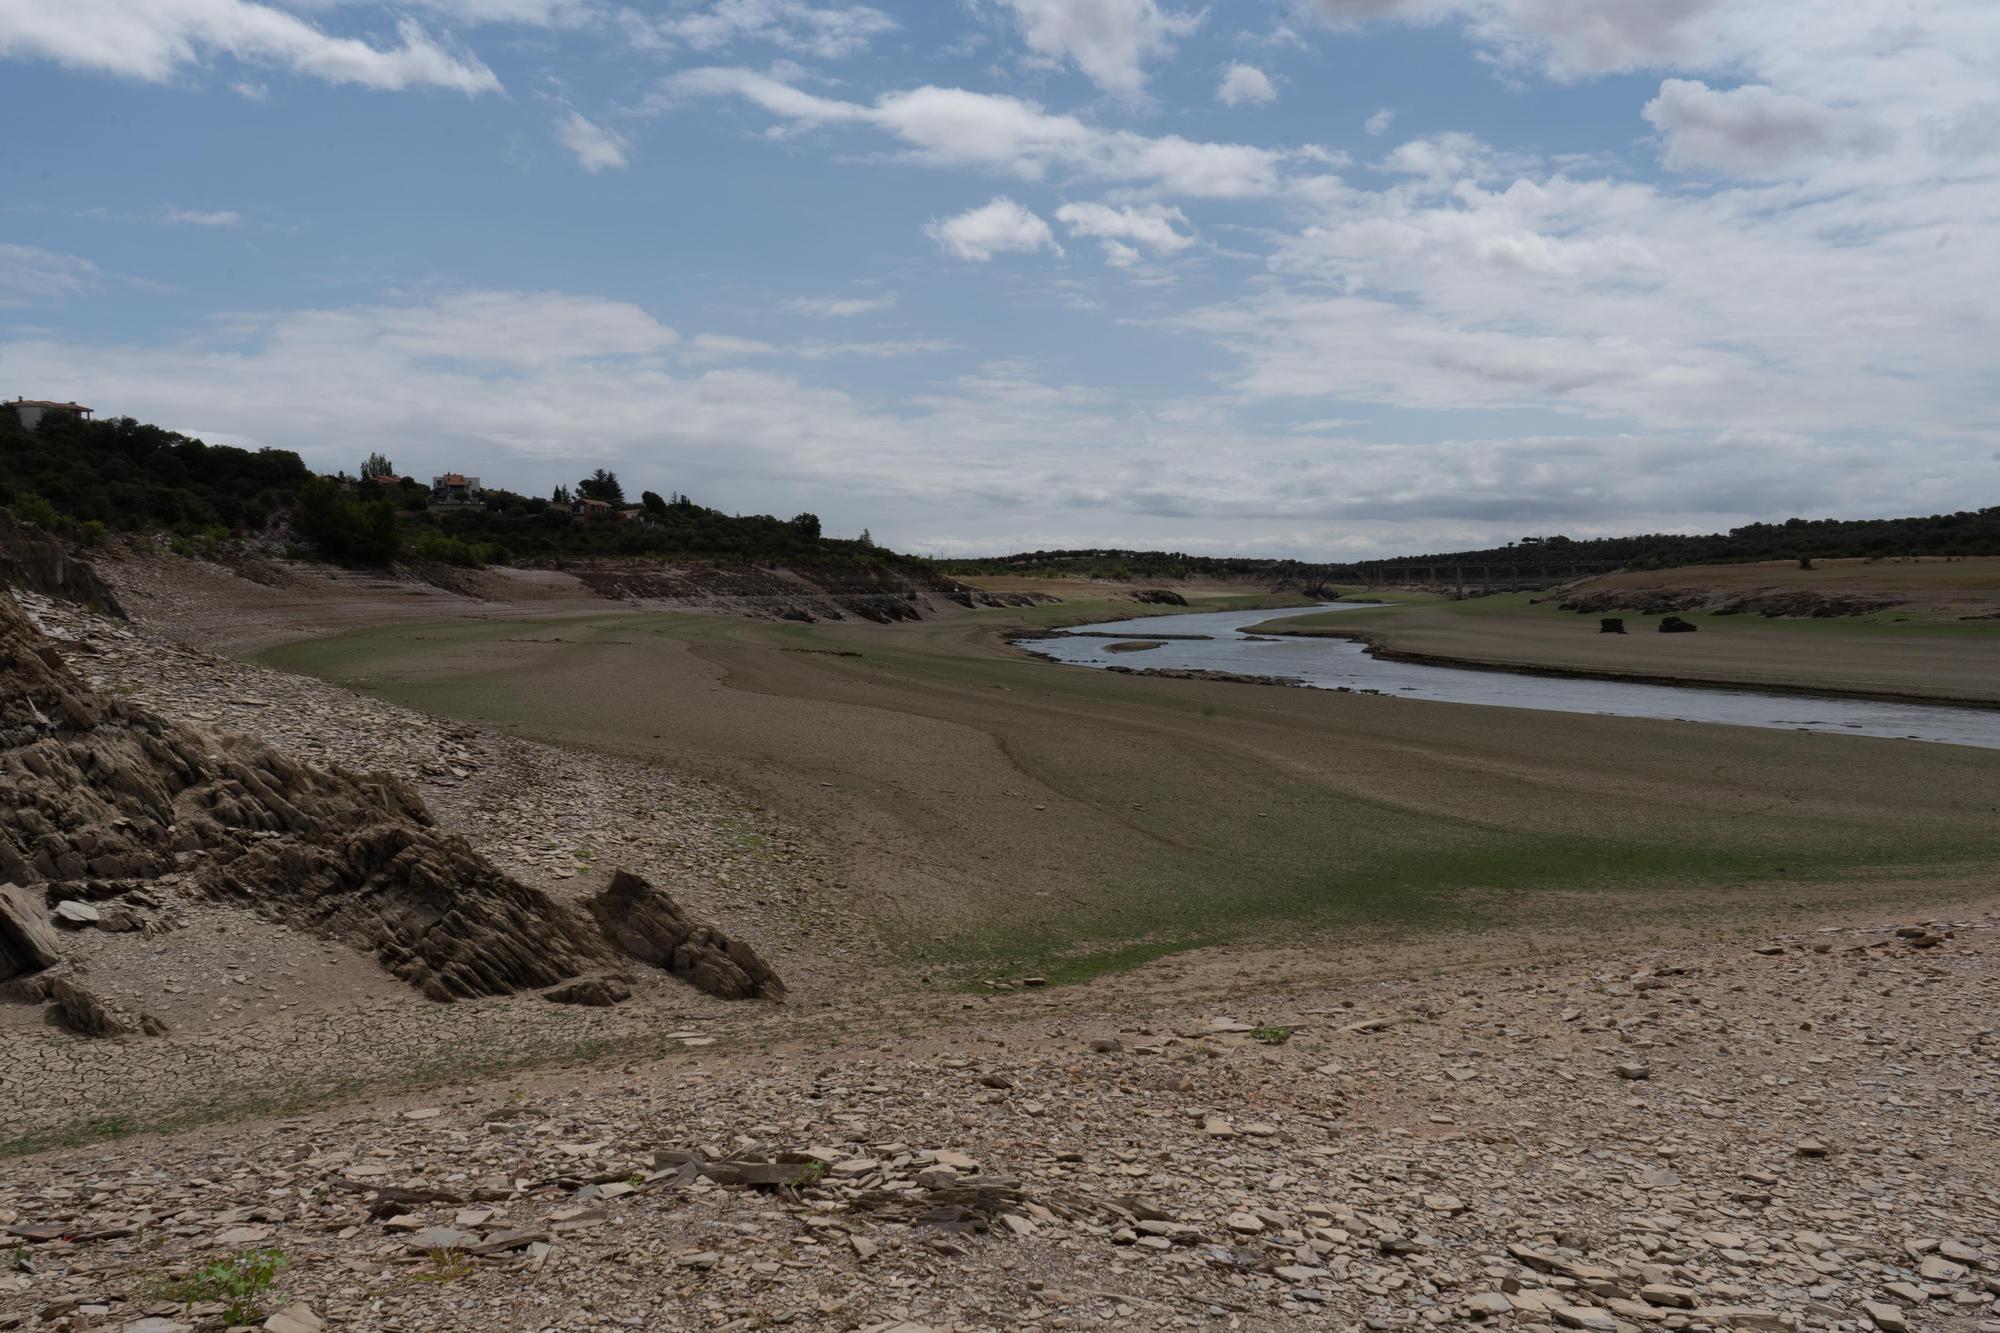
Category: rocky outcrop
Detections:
[
  {"x1": 0, "y1": 512, "x2": 126, "y2": 616},
  {"x1": 0, "y1": 881, "x2": 62, "y2": 980},
  {"x1": 0, "y1": 590, "x2": 784, "y2": 1027},
  {"x1": 592, "y1": 870, "x2": 785, "y2": 1001},
  {"x1": 1128, "y1": 589, "x2": 1189, "y2": 606},
  {"x1": 48, "y1": 977, "x2": 127, "y2": 1038}
]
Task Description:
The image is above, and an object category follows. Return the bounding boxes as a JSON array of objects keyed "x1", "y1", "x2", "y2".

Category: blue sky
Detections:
[{"x1": 3, "y1": 0, "x2": 1996, "y2": 557}]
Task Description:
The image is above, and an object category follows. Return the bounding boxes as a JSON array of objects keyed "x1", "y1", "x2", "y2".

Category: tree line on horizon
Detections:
[
  {"x1": 0, "y1": 406, "x2": 886, "y2": 571},
  {"x1": 5, "y1": 404, "x2": 1996, "y2": 575},
  {"x1": 939, "y1": 510, "x2": 2000, "y2": 583}
]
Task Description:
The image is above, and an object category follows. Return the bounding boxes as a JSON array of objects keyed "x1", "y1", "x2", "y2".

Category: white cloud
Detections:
[
  {"x1": 994, "y1": 0, "x2": 1204, "y2": 96},
  {"x1": 633, "y1": 0, "x2": 897, "y2": 59},
  {"x1": 0, "y1": 2, "x2": 499, "y2": 93},
  {"x1": 1641, "y1": 79, "x2": 1876, "y2": 176},
  {"x1": 785, "y1": 292, "x2": 898, "y2": 317},
  {"x1": 1170, "y1": 132, "x2": 1999, "y2": 443},
  {"x1": 1364, "y1": 106, "x2": 1395, "y2": 135},
  {"x1": 162, "y1": 207, "x2": 242, "y2": 226},
  {"x1": 1217, "y1": 62, "x2": 1276, "y2": 107},
  {"x1": 689, "y1": 331, "x2": 953, "y2": 359},
  {"x1": 0, "y1": 244, "x2": 98, "y2": 307},
  {"x1": 926, "y1": 197, "x2": 1062, "y2": 262},
  {"x1": 662, "y1": 68, "x2": 1289, "y2": 197},
  {"x1": 1308, "y1": 0, "x2": 1726, "y2": 79},
  {"x1": 3, "y1": 287, "x2": 1994, "y2": 557},
  {"x1": 555, "y1": 111, "x2": 630, "y2": 172},
  {"x1": 1055, "y1": 201, "x2": 1195, "y2": 265}
]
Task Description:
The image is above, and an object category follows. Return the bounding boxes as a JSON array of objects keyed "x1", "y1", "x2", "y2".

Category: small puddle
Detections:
[{"x1": 1025, "y1": 605, "x2": 2000, "y2": 750}]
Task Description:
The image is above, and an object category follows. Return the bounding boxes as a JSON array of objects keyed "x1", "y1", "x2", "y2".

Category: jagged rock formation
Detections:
[
  {"x1": 0, "y1": 590, "x2": 784, "y2": 1030},
  {"x1": 592, "y1": 870, "x2": 785, "y2": 1001},
  {"x1": 0, "y1": 512, "x2": 126, "y2": 616}
]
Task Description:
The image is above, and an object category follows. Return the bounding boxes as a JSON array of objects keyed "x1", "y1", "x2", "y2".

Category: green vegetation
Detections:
[
  {"x1": 294, "y1": 475, "x2": 403, "y2": 563},
  {"x1": 145, "y1": 1247, "x2": 287, "y2": 1324},
  {"x1": 0, "y1": 407, "x2": 309, "y2": 537},
  {"x1": 0, "y1": 404, "x2": 934, "y2": 574},
  {"x1": 404, "y1": 482, "x2": 897, "y2": 570}
]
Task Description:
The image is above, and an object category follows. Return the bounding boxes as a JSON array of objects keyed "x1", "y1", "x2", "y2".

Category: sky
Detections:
[{"x1": 1, "y1": 0, "x2": 1996, "y2": 559}]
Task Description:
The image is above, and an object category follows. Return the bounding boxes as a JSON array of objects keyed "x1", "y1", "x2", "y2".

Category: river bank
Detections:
[{"x1": 1236, "y1": 578, "x2": 2000, "y2": 708}]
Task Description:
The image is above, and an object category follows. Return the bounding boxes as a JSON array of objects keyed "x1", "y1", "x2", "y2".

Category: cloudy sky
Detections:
[{"x1": 2, "y1": 0, "x2": 1996, "y2": 557}]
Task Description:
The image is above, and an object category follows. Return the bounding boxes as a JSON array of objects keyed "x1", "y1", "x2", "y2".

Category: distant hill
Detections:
[
  {"x1": 947, "y1": 507, "x2": 2000, "y2": 583},
  {"x1": 938, "y1": 550, "x2": 1347, "y2": 590},
  {"x1": 0, "y1": 405, "x2": 926, "y2": 575}
]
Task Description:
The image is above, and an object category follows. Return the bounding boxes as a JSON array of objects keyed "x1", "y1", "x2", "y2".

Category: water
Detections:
[{"x1": 1025, "y1": 604, "x2": 2000, "y2": 751}]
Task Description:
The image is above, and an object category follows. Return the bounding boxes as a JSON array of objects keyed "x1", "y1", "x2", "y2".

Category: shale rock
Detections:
[
  {"x1": 542, "y1": 975, "x2": 633, "y2": 1007},
  {"x1": 48, "y1": 977, "x2": 127, "y2": 1038},
  {"x1": 592, "y1": 869, "x2": 785, "y2": 1001},
  {"x1": 0, "y1": 589, "x2": 611, "y2": 1003},
  {"x1": 0, "y1": 880, "x2": 62, "y2": 978}
]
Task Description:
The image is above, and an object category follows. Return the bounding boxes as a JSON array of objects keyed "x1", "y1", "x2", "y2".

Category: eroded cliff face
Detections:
[
  {"x1": 0, "y1": 512, "x2": 125, "y2": 616},
  {"x1": 565, "y1": 560, "x2": 1053, "y2": 622},
  {"x1": 0, "y1": 588, "x2": 782, "y2": 1032}
]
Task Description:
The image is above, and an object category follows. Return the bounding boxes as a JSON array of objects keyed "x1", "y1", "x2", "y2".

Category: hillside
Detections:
[
  {"x1": 0, "y1": 405, "x2": 940, "y2": 582},
  {"x1": 950, "y1": 506, "x2": 2000, "y2": 587}
]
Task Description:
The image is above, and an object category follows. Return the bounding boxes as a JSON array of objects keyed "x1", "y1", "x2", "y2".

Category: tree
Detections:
[
  {"x1": 295, "y1": 475, "x2": 403, "y2": 565},
  {"x1": 858, "y1": 527, "x2": 873, "y2": 547},
  {"x1": 577, "y1": 468, "x2": 624, "y2": 504},
  {"x1": 642, "y1": 490, "x2": 669, "y2": 518},
  {"x1": 789, "y1": 512, "x2": 821, "y2": 541},
  {"x1": 360, "y1": 452, "x2": 396, "y2": 480},
  {"x1": 552, "y1": 484, "x2": 572, "y2": 504}
]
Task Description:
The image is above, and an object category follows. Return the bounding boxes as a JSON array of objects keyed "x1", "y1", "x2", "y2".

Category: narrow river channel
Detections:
[{"x1": 1024, "y1": 604, "x2": 2000, "y2": 750}]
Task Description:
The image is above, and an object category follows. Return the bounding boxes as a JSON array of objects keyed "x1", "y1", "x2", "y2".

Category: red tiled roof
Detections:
[{"x1": 11, "y1": 399, "x2": 93, "y2": 411}]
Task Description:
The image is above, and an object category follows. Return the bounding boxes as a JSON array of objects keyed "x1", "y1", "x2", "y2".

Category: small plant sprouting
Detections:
[
  {"x1": 792, "y1": 1160, "x2": 828, "y2": 1189},
  {"x1": 1252, "y1": 1025, "x2": 1294, "y2": 1045},
  {"x1": 412, "y1": 1245, "x2": 474, "y2": 1284},
  {"x1": 147, "y1": 1247, "x2": 287, "y2": 1324}
]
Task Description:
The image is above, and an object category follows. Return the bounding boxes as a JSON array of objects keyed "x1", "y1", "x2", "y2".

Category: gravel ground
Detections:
[{"x1": 3, "y1": 913, "x2": 1994, "y2": 1332}]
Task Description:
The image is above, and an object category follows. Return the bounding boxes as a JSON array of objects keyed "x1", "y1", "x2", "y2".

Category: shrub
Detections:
[{"x1": 10, "y1": 493, "x2": 60, "y2": 531}]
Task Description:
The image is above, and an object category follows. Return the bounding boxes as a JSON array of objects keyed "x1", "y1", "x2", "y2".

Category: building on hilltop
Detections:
[
  {"x1": 572, "y1": 497, "x2": 612, "y2": 521},
  {"x1": 9, "y1": 398, "x2": 94, "y2": 430},
  {"x1": 431, "y1": 473, "x2": 482, "y2": 505}
]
